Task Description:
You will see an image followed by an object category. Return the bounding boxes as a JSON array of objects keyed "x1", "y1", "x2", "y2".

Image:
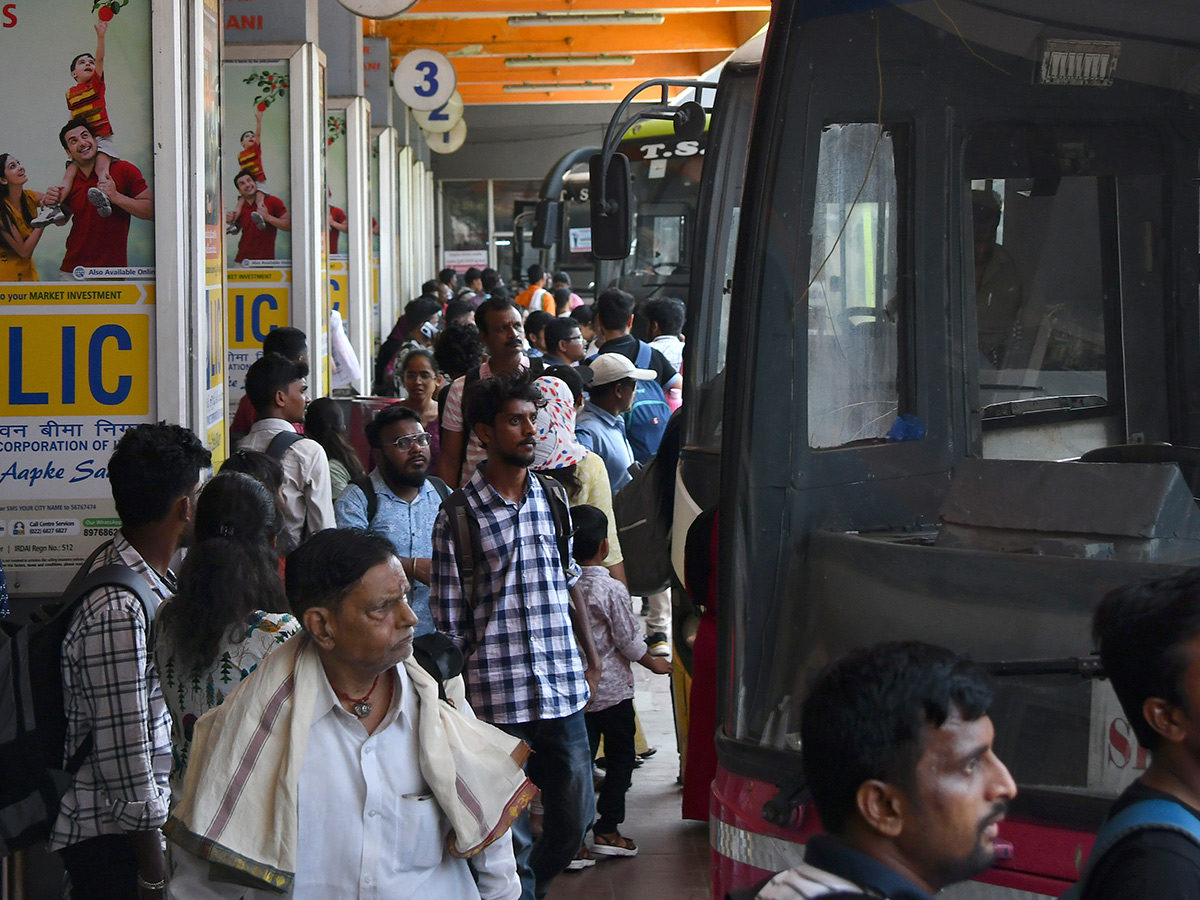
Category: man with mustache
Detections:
[
  {"x1": 336, "y1": 406, "x2": 447, "y2": 637},
  {"x1": 166, "y1": 529, "x2": 523, "y2": 899},
  {"x1": 432, "y1": 371, "x2": 602, "y2": 900},
  {"x1": 439, "y1": 295, "x2": 537, "y2": 489},
  {"x1": 734, "y1": 642, "x2": 1016, "y2": 899}
]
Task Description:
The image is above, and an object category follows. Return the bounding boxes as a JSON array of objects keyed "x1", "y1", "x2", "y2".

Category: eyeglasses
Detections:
[
  {"x1": 388, "y1": 432, "x2": 432, "y2": 451},
  {"x1": 405, "y1": 369, "x2": 436, "y2": 380},
  {"x1": 565, "y1": 335, "x2": 584, "y2": 343}
]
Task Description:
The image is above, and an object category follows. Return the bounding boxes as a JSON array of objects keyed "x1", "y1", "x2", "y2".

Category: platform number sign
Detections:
[
  {"x1": 413, "y1": 90, "x2": 463, "y2": 135},
  {"x1": 427, "y1": 119, "x2": 467, "y2": 155},
  {"x1": 394, "y1": 49, "x2": 456, "y2": 111}
]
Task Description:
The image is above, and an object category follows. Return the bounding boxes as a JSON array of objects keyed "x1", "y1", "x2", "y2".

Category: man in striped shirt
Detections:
[
  {"x1": 51, "y1": 423, "x2": 211, "y2": 900},
  {"x1": 431, "y1": 371, "x2": 601, "y2": 900}
]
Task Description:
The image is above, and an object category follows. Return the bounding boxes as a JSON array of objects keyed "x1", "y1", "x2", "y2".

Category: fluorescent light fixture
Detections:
[
  {"x1": 503, "y1": 81, "x2": 615, "y2": 92},
  {"x1": 506, "y1": 55, "x2": 636, "y2": 68},
  {"x1": 507, "y1": 12, "x2": 665, "y2": 27}
]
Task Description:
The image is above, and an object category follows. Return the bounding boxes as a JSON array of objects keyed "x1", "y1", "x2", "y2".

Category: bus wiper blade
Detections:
[{"x1": 981, "y1": 655, "x2": 1104, "y2": 679}]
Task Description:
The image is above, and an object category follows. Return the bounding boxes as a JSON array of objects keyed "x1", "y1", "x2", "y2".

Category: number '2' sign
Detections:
[
  {"x1": 412, "y1": 90, "x2": 464, "y2": 135},
  {"x1": 394, "y1": 50, "x2": 457, "y2": 111}
]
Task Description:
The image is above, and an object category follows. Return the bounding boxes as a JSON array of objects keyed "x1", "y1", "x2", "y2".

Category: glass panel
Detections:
[
  {"x1": 972, "y1": 175, "x2": 1109, "y2": 420},
  {"x1": 441, "y1": 180, "x2": 488, "y2": 252},
  {"x1": 492, "y1": 179, "x2": 541, "y2": 233},
  {"x1": 807, "y1": 124, "x2": 901, "y2": 448},
  {"x1": 633, "y1": 213, "x2": 686, "y2": 274}
]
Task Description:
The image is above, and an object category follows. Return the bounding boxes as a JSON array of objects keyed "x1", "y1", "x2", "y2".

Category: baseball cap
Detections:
[{"x1": 587, "y1": 353, "x2": 656, "y2": 387}]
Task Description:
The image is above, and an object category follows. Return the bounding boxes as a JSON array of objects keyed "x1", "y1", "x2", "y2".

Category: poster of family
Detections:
[{"x1": 0, "y1": 0, "x2": 155, "y2": 284}]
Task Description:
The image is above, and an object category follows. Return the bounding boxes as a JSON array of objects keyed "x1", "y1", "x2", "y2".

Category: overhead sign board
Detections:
[{"x1": 394, "y1": 49, "x2": 456, "y2": 111}]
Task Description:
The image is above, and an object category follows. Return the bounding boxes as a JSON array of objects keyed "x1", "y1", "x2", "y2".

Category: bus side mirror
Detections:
[
  {"x1": 532, "y1": 199, "x2": 559, "y2": 250},
  {"x1": 589, "y1": 152, "x2": 632, "y2": 260}
]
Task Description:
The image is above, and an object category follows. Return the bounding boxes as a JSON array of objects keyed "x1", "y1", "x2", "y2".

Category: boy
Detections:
[
  {"x1": 1080, "y1": 571, "x2": 1200, "y2": 899},
  {"x1": 227, "y1": 105, "x2": 266, "y2": 234},
  {"x1": 34, "y1": 19, "x2": 117, "y2": 227},
  {"x1": 572, "y1": 505, "x2": 671, "y2": 860}
]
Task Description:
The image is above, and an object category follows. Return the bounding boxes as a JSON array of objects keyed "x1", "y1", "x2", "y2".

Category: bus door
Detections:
[{"x1": 715, "y1": 1, "x2": 1200, "y2": 894}]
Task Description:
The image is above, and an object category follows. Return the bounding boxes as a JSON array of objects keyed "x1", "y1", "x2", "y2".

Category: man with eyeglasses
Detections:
[
  {"x1": 335, "y1": 406, "x2": 447, "y2": 636},
  {"x1": 542, "y1": 318, "x2": 586, "y2": 368}
]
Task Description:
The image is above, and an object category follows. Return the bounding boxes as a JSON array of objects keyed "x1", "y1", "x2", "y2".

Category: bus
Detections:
[
  {"x1": 592, "y1": 1, "x2": 1200, "y2": 896},
  {"x1": 535, "y1": 88, "x2": 714, "y2": 311}
]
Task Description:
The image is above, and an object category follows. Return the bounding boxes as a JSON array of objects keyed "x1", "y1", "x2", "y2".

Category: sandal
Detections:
[
  {"x1": 591, "y1": 831, "x2": 638, "y2": 857},
  {"x1": 567, "y1": 846, "x2": 596, "y2": 870}
]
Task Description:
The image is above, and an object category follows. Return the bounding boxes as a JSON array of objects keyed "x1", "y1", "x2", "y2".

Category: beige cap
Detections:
[{"x1": 586, "y1": 353, "x2": 657, "y2": 387}]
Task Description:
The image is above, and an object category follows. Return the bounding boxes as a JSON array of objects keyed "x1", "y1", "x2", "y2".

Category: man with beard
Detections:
[
  {"x1": 732, "y1": 642, "x2": 1016, "y2": 900},
  {"x1": 335, "y1": 406, "x2": 448, "y2": 637},
  {"x1": 50, "y1": 423, "x2": 211, "y2": 900},
  {"x1": 431, "y1": 371, "x2": 602, "y2": 900},
  {"x1": 439, "y1": 295, "x2": 537, "y2": 488}
]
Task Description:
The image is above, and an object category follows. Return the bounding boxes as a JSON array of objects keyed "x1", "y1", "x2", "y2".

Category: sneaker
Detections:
[
  {"x1": 591, "y1": 831, "x2": 638, "y2": 858},
  {"x1": 250, "y1": 210, "x2": 267, "y2": 230},
  {"x1": 225, "y1": 220, "x2": 241, "y2": 234},
  {"x1": 87, "y1": 187, "x2": 112, "y2": 217},
  {"x1": 30, "y1": 204, "x2": 67, "y2": 227},
  {"x1": 566, "y1": 846, "x2": 596, "y2": 870},
  {"x1": 647, "y1": 632, "x2": 670, "y2": 658}
]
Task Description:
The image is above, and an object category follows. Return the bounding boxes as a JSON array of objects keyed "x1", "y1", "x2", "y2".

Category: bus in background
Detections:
[
  {"x1": 593, "y1": 1, "x2": 1200, "y2": 897},
  {"x1": 534, "y1": 89, "x2": 714, "y2": 311}
]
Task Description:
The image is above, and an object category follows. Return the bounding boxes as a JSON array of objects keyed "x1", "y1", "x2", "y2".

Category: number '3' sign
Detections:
[{"x1": 394, "y1": 49, "x2": 457, "y2": 110}]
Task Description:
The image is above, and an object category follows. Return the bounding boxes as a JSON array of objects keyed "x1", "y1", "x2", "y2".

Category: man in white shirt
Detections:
[
  {"x1": 238, "y1": 353, "x2": 334, "y2": 553},
  {"x1": 166, "y1": 528, "x2": 521, "y2": 899}
]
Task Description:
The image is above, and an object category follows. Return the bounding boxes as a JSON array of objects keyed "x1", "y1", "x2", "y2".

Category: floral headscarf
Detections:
[{"x1": 532, "y1": 375, "x2": 588, "y2": 470}]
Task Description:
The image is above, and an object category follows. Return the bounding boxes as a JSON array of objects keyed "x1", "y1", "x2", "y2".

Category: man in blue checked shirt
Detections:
[
  {"x1": 431, "y1": 371, "x2": 602, "y2": 900},
  {"x1": 336, "y1": 405, "x2": 442, "y2": 636}
]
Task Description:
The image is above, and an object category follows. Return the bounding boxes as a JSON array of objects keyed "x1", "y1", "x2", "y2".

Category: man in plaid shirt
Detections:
[
  {"x1": 50, "y1": 423, "x2": 211, "y2": 900},
  {"x1": 432, "y1": 371, "x2": 601, "y2": 900}
]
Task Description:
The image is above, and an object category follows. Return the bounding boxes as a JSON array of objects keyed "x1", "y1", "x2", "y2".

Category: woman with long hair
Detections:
[
  {"x1": 397, "y1": 348, "x2": 441, "y2": 470},
  {"x1": 532, "y1": 374, "x2": 627, "y2": 586},
  {"x1": 154, "y1": 472, "x2": 300, "y2": 790},
  {"x1": 304, "y1": 397, "x2": 366, "y2": 500},
  {"x1": 0, "y1": 154, "x2": 47, "y2": 282}
]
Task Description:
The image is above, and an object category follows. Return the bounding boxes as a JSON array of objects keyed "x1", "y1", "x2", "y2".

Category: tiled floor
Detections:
[{"x1": 546, "y1": 654, "x2": 713, "y2": 900}]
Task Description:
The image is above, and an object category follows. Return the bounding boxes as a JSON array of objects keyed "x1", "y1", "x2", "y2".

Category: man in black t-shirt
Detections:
[
  {"x1": 592, "y1": 288, "x2": 681, "y2": 392},
  {"x1": 1086, "y1": 572, "x2": 1200, "y2": 899}
]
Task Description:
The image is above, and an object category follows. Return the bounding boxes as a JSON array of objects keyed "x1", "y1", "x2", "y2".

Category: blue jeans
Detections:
[{"x1": 499, "y1": 711, "x2": 596, "y2": 900}]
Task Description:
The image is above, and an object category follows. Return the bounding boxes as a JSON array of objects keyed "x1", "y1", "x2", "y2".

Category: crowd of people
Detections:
[{"x1": 26, "y1": 262, "x2": 1200, "y2": 900}]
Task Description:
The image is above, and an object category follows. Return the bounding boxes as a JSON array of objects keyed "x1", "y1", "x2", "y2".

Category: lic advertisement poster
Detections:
[
  {"x1": 202, "y1": 0, "x2": 227, "y2": 465},
  {"x1": 223, "y1": 59, "x2": 291, "y2": 416},
  {"x1": 0, "y1": 0, "x2": 157, "y2": 592}
]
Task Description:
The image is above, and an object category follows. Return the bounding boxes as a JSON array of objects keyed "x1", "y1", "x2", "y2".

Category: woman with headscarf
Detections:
[{"x1": 532, "y1": 374, "x2": 627, "y2": 586}]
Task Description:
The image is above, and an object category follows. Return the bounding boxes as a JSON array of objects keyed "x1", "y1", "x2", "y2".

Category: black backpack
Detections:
[
  {"x1": 0, "y1": 542, "x2": 158, "y2": 855},
  {"x1": 349, "y1": 472, "x2": 451, "y2": 524},
  {"x1": 265, "y1": 429, "x2": 306, "y2": 461}
]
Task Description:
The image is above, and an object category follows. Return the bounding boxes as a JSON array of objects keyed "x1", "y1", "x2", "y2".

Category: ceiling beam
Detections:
[
  {"x1": 451, "y1": 51, "x2": 713, "y2": 83},
  {"x1": 365, "y1": 0, "x2": 769, "y2": 18},
  {"x1": 375, "y1": 11, "x2": 752, "y2": 56}
]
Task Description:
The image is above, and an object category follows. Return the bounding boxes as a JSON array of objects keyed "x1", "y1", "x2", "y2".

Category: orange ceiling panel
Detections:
[{"x1": 368, "y1": 4, "x2": 769, "y2": 105}]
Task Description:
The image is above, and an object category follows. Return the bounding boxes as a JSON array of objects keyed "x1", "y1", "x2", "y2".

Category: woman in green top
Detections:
[{"x1": 304, "y1": 397, "x2": 366, "y2": 500}]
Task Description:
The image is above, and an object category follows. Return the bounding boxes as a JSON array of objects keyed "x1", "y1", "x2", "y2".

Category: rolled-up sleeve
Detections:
[
  {"x1": 77, "y1": 600, "x2": 170, "y2": 831},
  {"x1": 335, "y1": 483, "x2": 369, "y2": 529}
]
